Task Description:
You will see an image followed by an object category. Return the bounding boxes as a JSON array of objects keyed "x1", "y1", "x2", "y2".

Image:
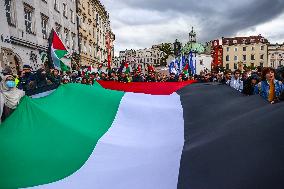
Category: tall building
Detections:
[
  {"x1": 222, "y1": 35, "x2": 269, "y2": 71},
  {"x1": 211, "y1": 40, "x2": 223, "y2": 69},
  {"x1": 77, "y1": 0, "x2": 115, "y2": 67},
  {"x1": 268, "y1": 43, "x2": 284, "y2": 68},
  {"x1": 0, "y1": 0, "x2": 78, "y2": 74}
]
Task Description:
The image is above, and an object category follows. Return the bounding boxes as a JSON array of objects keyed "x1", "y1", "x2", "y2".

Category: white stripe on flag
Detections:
[{"x1": 27, "y1": 93, "x2": 184, "y2": 189}]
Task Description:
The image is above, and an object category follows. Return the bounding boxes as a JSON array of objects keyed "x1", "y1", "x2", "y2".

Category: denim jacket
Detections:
[{"x1": 259, "y1": 80, "x2": 284, "y2": 101}]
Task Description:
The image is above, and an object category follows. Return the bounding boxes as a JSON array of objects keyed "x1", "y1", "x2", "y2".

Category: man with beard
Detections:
[{"x1": 220, "y1": 70, "x2": 232, "y2": 84}]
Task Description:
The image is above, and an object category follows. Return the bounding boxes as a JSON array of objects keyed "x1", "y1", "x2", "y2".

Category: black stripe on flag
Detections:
[{"x1": 177, "y1": 83, "x2": 284, "y2": 189}]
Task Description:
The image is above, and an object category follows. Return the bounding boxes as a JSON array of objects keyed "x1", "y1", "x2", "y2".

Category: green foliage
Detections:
[{"x1": 159, "y1": 43, "x2": 174, "y2": 66}]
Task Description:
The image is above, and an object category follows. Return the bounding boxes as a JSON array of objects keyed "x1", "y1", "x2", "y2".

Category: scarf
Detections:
[
  {"x1": 0, "y1": 75, "x2": 25, "y2": 121},
  {"x1": 268, "y1": 80, "x2": 276, "y2": 102}
]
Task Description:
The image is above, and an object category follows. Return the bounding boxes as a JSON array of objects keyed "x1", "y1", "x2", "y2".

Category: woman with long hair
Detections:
[{"x1": 259, "y1": 67, "x2": 284, "y2": 104}]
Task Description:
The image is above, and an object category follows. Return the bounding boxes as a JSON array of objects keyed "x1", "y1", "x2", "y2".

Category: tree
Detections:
[{"x1": 159, "y1": 43, "x2": 174, "y2": 66}]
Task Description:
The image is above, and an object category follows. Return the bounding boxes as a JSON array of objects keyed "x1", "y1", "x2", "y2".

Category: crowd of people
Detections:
[
  {"x1": 195, "y1": 66, "x2": 284, "y2": 104},
  {"x1": 0, "y1": 63, "x2": 284, "y2": 122}
]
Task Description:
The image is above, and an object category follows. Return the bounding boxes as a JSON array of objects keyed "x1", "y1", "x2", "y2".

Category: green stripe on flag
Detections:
[
  {"x1": 54, "y1": 50, "x2": 67, "y2": 59},
  {"x1": 0, "y1": 84, "x2": 124, "y2": 188}
]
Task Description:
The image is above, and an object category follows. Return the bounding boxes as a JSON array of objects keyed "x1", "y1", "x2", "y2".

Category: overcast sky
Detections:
[{"x1": 101, "y1": 0, "x2": 284, "y2": 55}]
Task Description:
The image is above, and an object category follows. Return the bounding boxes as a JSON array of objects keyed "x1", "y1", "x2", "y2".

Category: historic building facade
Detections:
[
  {"x1": 211, "y1": 39, "x2": 223, "y2": 70},
  {"x1": 0, "y1": 0, "x2": 78, "y2": 74},
  {"x1": 182, "y1": 27, "x2": 212, "y2": 74},
  {"x1": 119, "y1": 45, "x2": 166, "y2": 68},
  {"x1": 268, "y1": 43, "x2": 284, "y2": 69},
  {"x1": 222, "y1": 35, "x2": 269, "y2": 71},
  {"x1": 77, "y1": 0, "x2": 115, "y2": 67},
  {"x1": 135, "y1": 45, "x2": 165, "y2": 67}
]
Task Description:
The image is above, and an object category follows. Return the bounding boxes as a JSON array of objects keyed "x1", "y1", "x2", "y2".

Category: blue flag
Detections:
[{"x1": 189, "y1": 51, "x2": 195, "y2": 75}]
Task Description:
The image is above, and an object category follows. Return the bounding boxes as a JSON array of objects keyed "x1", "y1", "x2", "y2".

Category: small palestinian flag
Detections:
[
  {"x1": 48, "y1": 29, "x2": 70, "y2": 71},
  {"x1": 183, "y1": 63, "x2": 189, "y2": 75},
  {"x1": 122, "y1": 61, "x2": 131, "y2": 74}
]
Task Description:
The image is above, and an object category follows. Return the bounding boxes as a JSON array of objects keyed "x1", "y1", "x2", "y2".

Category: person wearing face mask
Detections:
[{"x1": 0, "y1": 75, "x2": 25, "y2": 123}]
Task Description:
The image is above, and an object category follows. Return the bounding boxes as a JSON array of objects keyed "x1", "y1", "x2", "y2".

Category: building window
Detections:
[
  {"x1": 243, "y1": 55, "x2": 246, "y2": 61},
  {"x1": 87, "y1": 2, "x2": 91, "y2": 15},
  {"x1": 226, "y1": 55, "x2": 230, "y2": 61},
  {"x1": 24, "y1": 4, "x2": 35, "y2": 34},
  {"x1": 226, "y1": 63, "x2": 229, "y2": 69},
  {"x1": 70, "y1": 9, "x2": 75, "y2": 23},
  {"x1": 260, "y1": 63, "x2": 264, "y2": 67},
  {"x1": 243, "y1": 47, "x2": 246, "y2": 51},
  {"x1": 64, "y1": 28, "x2": 69, "y2": 48},
  {"x1": 234, "y1": 63, "x2": 237, "y2": 70},
  {"x1": 41, "y1": 14, "x2": 49, "y2": 39},
  {"x1": 5, "y1": 0, "x2": 16, "y2": 26},
  {"x1": 251, "y1": 54, "x2": 255, "y2": 61},
  {"x1": 63, "y1": 3, "x2": 67, "y2": 18},
  {"x1": 251, "y1": 46, "x2": 255, "y2": 51},
  {"x1": 55, "y1": 23, "x2": 62, "y2": 38},
  {"x1": 226, "y1": 47, "x2": 230, "y2": 52},
  {"x1": 234, "y1": 56, "x2": 238, "y2": 61},
  {"x1": 71, "y1": 33, "x2": 76, "y2": 50},
  {"x1": 234, "y1": 47, "x2": 238, "y2": 52},
  {"x1": 83, "y1": 41, "x2": 87, "y2": 53},
  {"x1": 260, "y1": 45, "x2": 265, "y2": 51},
  {"x1": 54, "y1": 0, "x2": 59, "y2": 12},
  {"x1": 260, "y1": 54, "x2": 264, "y2": 60}
]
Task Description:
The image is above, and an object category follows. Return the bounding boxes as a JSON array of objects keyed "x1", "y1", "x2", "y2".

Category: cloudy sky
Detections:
[{"x1": 101, "y1": 0, "x2": 284, "y2": 55}]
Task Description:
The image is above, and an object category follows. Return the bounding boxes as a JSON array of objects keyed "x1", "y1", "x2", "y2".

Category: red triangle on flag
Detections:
[{"x1": 52, "y1": 31, "x2": 67, "y2": 51}]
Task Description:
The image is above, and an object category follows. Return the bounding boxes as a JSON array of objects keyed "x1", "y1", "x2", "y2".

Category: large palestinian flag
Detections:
[
  {"x1": 48, "y1": 30, "x2": 70, "y2": 71},
  {"x1": 0, "y1": 82, "x2": 284, "y2": 189}
]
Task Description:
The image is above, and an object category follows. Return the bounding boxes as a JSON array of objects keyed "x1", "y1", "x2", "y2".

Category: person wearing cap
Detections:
[{"x1": 0, "y1": 75, "x2": 25, "y2": 123}]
